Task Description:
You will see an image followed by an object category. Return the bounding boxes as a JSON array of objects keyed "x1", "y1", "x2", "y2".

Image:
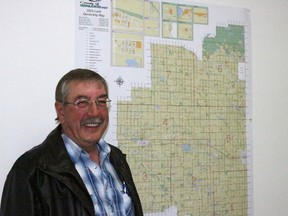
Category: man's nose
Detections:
[{"x1": 87, "y1": 101, "x2": 100, "y2": 115}]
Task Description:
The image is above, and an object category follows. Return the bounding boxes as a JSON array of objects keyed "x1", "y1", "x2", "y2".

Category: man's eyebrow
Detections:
[
  {"x1": 98, "y1": 94, "x2": 109, "y2": 99},
  {"x1": 74, "y1": 95, "x2": 89, "y2": 100},
  {"x1": 74, "y1": 94, "x2": 108, "y2": 100}
]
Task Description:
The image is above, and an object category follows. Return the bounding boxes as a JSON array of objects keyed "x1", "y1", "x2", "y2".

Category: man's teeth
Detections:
[{"x1": 85, "y1": 123, "x2": 99, "y2": 127}]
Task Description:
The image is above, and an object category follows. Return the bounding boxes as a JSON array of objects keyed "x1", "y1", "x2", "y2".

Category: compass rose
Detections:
[{"x1": 115, "y1": 76, "x2": 124, "y2": 87}]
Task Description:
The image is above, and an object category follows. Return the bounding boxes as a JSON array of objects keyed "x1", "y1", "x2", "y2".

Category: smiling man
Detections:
[{"x1": 0, "y1": 69, "x2": 143, "y2": 216}]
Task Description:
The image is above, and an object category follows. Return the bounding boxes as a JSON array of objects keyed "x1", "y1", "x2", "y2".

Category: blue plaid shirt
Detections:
[{"x1": 62, "y1": 134, "x2": 134, "y2": 216}]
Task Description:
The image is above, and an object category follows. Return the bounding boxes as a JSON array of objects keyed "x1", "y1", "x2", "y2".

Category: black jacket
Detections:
[{"x1": 0, "y1": 125, "x2": 143, "y2": 216}]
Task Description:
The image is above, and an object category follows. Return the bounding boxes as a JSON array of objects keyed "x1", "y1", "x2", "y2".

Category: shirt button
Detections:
[{"x1": 110, "y1": 205, "x2": 114, "y2": 213}]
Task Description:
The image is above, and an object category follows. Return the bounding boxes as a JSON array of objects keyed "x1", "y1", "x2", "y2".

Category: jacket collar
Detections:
[{"x1": 38, "y1": 125, "x2": 94, "y2": 216}]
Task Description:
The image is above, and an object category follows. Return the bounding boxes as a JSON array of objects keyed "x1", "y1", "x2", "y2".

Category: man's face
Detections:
[{"x1": 55, "y1": 80, "x2": 109, "y2": 152}]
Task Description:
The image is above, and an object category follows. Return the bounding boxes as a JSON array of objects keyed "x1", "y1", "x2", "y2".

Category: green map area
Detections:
[{"x1": 117, "y1": 24, "x2": 248, "y2": 215}]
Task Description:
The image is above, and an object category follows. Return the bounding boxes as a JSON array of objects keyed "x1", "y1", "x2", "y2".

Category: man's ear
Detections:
[{"x1": 55, "y1": 101, "x2": 65, "y2": 123}]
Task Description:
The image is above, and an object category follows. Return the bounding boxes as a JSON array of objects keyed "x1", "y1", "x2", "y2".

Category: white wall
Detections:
[{"x1": 1, "y1": 0, "x2": 288, "y2": 215}]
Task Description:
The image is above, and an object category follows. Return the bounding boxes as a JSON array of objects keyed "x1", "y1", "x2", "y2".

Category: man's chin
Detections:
[{"x1": 81, "y1": 131, "x2": 103, "y2": 143}]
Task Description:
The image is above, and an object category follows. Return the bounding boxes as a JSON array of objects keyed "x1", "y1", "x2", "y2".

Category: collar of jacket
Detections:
[{"x1": 37, "y1": 125, "x2": 94, "y2": 216}]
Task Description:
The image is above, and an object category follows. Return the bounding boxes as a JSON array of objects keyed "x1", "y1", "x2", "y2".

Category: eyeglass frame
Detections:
[{"x1": 63, "y1": 97, "x2": 111, "y2": 110}]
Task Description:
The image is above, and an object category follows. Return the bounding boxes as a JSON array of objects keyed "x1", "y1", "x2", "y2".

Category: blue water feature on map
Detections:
[
  {"x1": 177, "y1": 8, "x2": 184, "y2": 17},
  {"x1": 125, "y1": 59, "x2": 139, "y2": 67}
]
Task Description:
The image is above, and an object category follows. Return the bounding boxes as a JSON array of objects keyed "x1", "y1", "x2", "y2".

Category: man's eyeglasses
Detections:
[{"x1": 64, "y1": 98, "x2": 111, "y2": 110}]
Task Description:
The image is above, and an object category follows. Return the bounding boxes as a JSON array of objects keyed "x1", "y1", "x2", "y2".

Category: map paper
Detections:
[{"x1": 75, "y1": 0, "x2": 252, "y2": 215}]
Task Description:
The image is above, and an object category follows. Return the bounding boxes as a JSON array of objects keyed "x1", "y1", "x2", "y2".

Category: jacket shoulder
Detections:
[{"x1": 109, "y1": 144, "x2": 125, "y2": 154}]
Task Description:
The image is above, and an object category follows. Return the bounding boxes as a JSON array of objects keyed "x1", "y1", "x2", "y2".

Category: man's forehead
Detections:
[
  {"x1": 68, "y1": 80, "x2": 105, "y2": 88},
  {"x1": 67, "y1": 80, "x2": 107, "y2": 96}
]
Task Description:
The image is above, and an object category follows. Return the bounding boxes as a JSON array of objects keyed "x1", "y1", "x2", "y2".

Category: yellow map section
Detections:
[
  {"x1": 117, "y1": 25, "x2": 248, "y2": 215},
  {"x1": 112, "y1": 0, "x2": 160, "y2": 67},
  {"x1": 112, "y1": 32, "x2": 143, "y2": 67},
  {"x1": 193, "y1": 6, "x2": 208, "y2": 24}
]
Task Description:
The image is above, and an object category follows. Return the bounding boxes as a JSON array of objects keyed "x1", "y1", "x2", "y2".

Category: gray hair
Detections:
[{"x1": 55, "y1": 68, "x2": 108, "y2": 103}]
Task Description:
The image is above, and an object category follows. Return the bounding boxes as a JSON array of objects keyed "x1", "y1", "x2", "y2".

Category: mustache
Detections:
[{"x1": 80, "y1": 117, "x2": 103, "y2": 126}]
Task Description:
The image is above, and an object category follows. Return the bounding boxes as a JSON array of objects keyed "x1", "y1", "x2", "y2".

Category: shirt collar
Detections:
[{"x1": 61, "y1": 134, "x2": 111, "y2": 165}]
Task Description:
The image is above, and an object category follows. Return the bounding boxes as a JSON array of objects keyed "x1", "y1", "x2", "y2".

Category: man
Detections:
[{"x1": 0, "y1": 69, "x2": 143, "y2": 216}]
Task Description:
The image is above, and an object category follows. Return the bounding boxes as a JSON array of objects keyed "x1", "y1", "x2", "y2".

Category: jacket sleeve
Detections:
[{"x1": 0, "y1": 165, "x2": 39, "y2": 216}]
